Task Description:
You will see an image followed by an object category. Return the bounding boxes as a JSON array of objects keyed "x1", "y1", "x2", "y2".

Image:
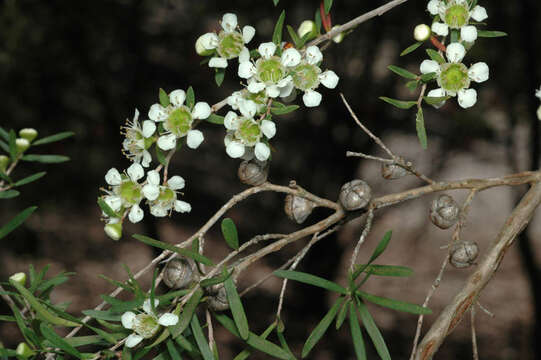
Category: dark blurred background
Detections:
[{"x1": 1, "y1": 0, "x2": 540, "y2": 358}]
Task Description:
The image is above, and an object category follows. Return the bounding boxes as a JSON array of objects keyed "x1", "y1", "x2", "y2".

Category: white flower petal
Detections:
[
  {"x1": 209, "y1": 57, "x2": 228, "y2": 68},
  {"x1": 125, "y1": 334, "x2": 144, "y2": 348},
  {"x1": 127, "y1": 163, "x2": 144, "y2": 182},
  {"x1": 281, "y1": 48, "x2": 301, "y2": 67},
  {"x1": 186, "y1": 130, "x2": 204, "y2": 149},
  {"x1": 192, "y1": 102, "x2": 211, "y2": 119},
  {"x1": 303, "y1": 90, "x2": 322, "y2": 107},
  {"x1": 239, "y1": 99, "x2": 257, "y2": 118},
  {"x1": 279, "y1": 81, "x2": 295, "y2": 98},
  {"x1": 128, "y1": 204, "x2": 144, "y2": 223},
  {"x1": 431, "y1": 22, "x2": 448, "y2": 36},
  {"x1": 254, "y1": 142, "x2": 270, "y2": 161},
  {"x1": 470, "y1": 6, "x2": 488, "y2": 22},
  {"x1": 157, "y1": 134, "x2": 177, "y2": 151},
  {"x1": 105, "y1": 168, "x2": 122, "y2": 186},
  {"x1": 258, "y1": 42, "x2": 276, "y2": 59},
  {"x1": 148, "y1": 104, "x2": 168, "y2": 122},
  {"x1": 141, "y1": 150, "x2": 152, "y2": 167},
  {"x1": 242, "y1": 25, "x2": 256, "y2": 44},
  {"x1": 461, "y1": 25, "x2": 477, "y2": 43},
  {"x1": 142, "y1": 120, "x2": 156, "y2": 138},
  {"x1": 427, "y1": 88, "x2": 447, "y2": 109},
  {"x1": 457, "y1": 88, "x2": 477, "y2": 109},
  {"x1": 319, "y1": 70, "x2": 339, "y2": 89},
  {"x1": 224, "y1": 111, "x2": 240, "y2": 130},
  {"x1": 427, "y1": 0, "x2": 442, "y2": 15},
  {"x1": 238, "y1": 47, "x2": 250, "y2": 63},
  {"x1": 227, "y1": 91, "x2": 243, "y2": 109},
  {"x1": 158, "y1": 313, "x2": 179, "y2": 326},
  {"x1": 261, "y1": 120, "x2": 276, "y2": 139},
  {"x1": 247, "y1": 81, "x2": 266, "y2": 94},
  {"x1": 536, "y1": 87, "x2": 541, "y2": 100},
  {"x1": 142, "y1": 184, "x2": 160, "y2": 201},
  {"x1": 446, "y1": 42, "x2": 466, "y2": 63},
  {"x1": 199, "y1": 32, "x2": 219, "y2": 50},
  {"x1": 121, "y1": 311, "x2": 136, "y2": 329},
  {"x1": 167, "y1": 175, "x2": 185, "y2": 190},
  {"x1": 143, "y1": 298, "x2": 159, "y2": 314},
  {"x1": 104, "y1": 195, "x2": 122, "y2": 212},
  {"x1": 169, "y1": 89, "x2": 186, "y2": 107},
  {"x1": 238, "y1": 61, "x2": 256, "y2": 79},
  {"x1": 150, "y1": 206, "x2": 168, "y2": 217},
  {"x1": 146, "y1": 170, "x2": 160, "y2": 185},
  {"x1": 265, "y1": 85, "x2": 280, "y2": 98},
  {"x1": 305, "y1": 45, "x2": 323, "y2": 65},
  {"x1": 226, "y1": 141, "x2": 245, "y2": 158},
  {"x1": 174, "y1": 200, "x2": 192, "y2": 213},
  {"x1": 468, "y1": 62, "x2": 489, "y2": 83},
  {"x1": 133, "y1": 108, "x2": 140, "y2": 122},
  {"x1": 222, "y1": 13, "x2": 238, "y2": 32},
  {"x1": 420, "y1": 59, "x2": 440, "y2": 74}
]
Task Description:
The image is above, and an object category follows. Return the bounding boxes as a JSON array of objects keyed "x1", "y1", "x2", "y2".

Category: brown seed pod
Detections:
[
  {"x1": 163, "y1": 257, "x2": 198, "y2": 289},
  {"x1": 238, "y1": 159, "x2": 268, "y2": 186},
  {"x1": 429, "y1": 194, "x2": 460, "y2": 229},
  {"x1": 207, "y1": 285, "x2": 229, "y2": 311},
  {"x1": 450, "y1": 240, "x2": 479, "y2": 268},
  {"x1": 284, "y1": 194, "x2": 316, "y2": 224},
  {"x1": 338, "y1": 180, "x2": 372, "y2": 211},
  {"x1": 381, "y1": 163, "x2": 408, "y2": 180}
]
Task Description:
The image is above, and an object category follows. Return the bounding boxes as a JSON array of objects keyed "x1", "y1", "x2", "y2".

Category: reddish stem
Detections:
[
  {"x1": 319, "y1": 1, "x2": 332, "y2": 33},
  {"x1": 430, "y1": 35, "x2": 447, "y2": 52}
]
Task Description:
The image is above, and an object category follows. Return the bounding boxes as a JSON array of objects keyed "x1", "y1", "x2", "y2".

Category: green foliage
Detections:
[
  {"x1": 400, "y1": 42, "x2": 423, "y2": 56},
  {"x1": 21, "y1": 154, "x2": 70, "y2": 163},
  {"x1": 388, "y1": 65, "x2": 417, "y2": 80},
  {"x1": 206, "y1": 114, "x2": 224, "y2": 124},
  {"x1": 274, "y1": 270, "x2": 347, "y2": 294},
  {"x1": 159, "y1": 88, "x2": 170, "y2": 107},
  {"x1": 416, "y1": 107, "x2": 428, "y2": 149},
  {"x1": 273, "y1": 11, "x2": 286, "y2": 45},
  {"x1": 0, "y1": 206, "x2": 37, "y2": 240},
  {"x1": 132, "y1": 234, "x2": 214, "y2": 266},
  {"x1": 221, "y1": 217, "x2": 239, "y2": 250},
  {"x1": 477, "y1": 30, "x2": 507, "y2": 38},
  {"x1": 426, "y1": 49, "x2": 445, "y2": 64},
  {"x1": 225, "y1": 275, "x2": 250, "y2": 340},
  {"x1": 324, "y1": 0, "x2": 333, "y2": 14},
  {"x1": 32, "y1": 131, "x2": 74, "y2": 146},
  {"x1": 379, "y1": 97, "x2": 417, "y2": 109},
  {"x1": 302, "y1": 297, "x2": 343, "y2": 358},
  {"x1": 215, "y1": 68, "x2": 225, "y2": 87},
  {"x1": 270, "y1": 104, "x2": 299, "y2": 115},
  {"x1": 186, "y1": 86, "x2": 195, "y2": 109}
]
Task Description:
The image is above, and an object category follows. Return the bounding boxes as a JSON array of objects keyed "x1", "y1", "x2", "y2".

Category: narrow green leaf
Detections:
[
  {"x1": 271, "y1": 105, "x2": 299, "y2": 115},
  {"x1": 0, "y1": 206, "x2": 37, "y2": 240},
  {"x1": 286, "y1": 25, "x2": 301, "y2": 48},
  {"x1": 186, "y1": 86, "x2": 195, "y2": 109},
  {"x1": 416, "y1": 107, "x2": 428, "y2": 149},
  {"x1": 155, "y1": 146, "x2": 168, "y2": 167},
  {"x1": 82, "y1": 310, "x2": 121, "y2": 321},
  {"x1": 98, "y1": 274, "x2": 131, "y2": 291},
  {"x1": 200, "y1": 271, "x2": 231, "y2": 288},
  {"x1": 379, "y1": 97, "x2": 417, "y2": 109},
  {"x1": 157, "y1": 289, "x2": 191, "y2": 304},
  {"x1": 314, "y1": 8, "x2": 322, "y2": 34},
  {"x1": 159, "y1": 88, "x2": 170, "y2": 107},
  {"x1": 352, "y1": 231, "x2": 393, "y2": 281},
  {"x1": 425, "y1": 49, "x2": 445, "y2": 64},
  {"x1": 276, "y1": 329, "x2": 295, "y2": 359},
  {"x1": 37, "y1": 272, "x2": 72, "y2": 293},
  {"x1": 170, "y1": 288, "x2": 203, "y2": 338},
  {"x1": 336, "y1": 298, "x2": 350, "y2": 330},
  {"x1": 64, "y1": 335, "x2": 111, "y2": 347},
  {"x1": 145, "y1": 328, "x2": 170, "y2": 349},
  {"x1": 21, "y1": 154, "x2": 70, "y2": 163},
  {"x1": 477, "y1": 30, "x2": 507, "y2": 38},
  {"x1": 0, "y1": 315, "x2": 15, "y2": 322},
  {"x1": 423, "y1": 95, "x2": 450, "y2": 105},
  {"x1": 387, "y1": 65, "x2": 417, "y2": 80},
  {"x1": 420, "y1": 72, "x2": 437, "y2": 82},
  {"x1": 354, "y1": 265, "x2": 413, "y2": 278},
  {"x1": 224, "y1": 276, "x2": 249, "y2": 340},
  {"x1": 13, "y1": 171, "x2": 46, "y2": 187},
  {"x1": 8, "y1": 303, "x2": 41, "y2": 347},
  {"x1": 40, "y1": 323, "x2": 82, "y2": 359},
  {"x1": 100, "y1": 295, "x2": 142, "y2": 313},
  {"x1": 406, "y1": 80, "x2": 420, "y2": 92},
  {"x1": 233, "y1": 322, "x2": 276, "y2": 360},
  {"x1": 33, "y1": 132, "x2": 75, "y2": 146},
  {"x1": 166, "y1": 339, "x2": 183, "y2": 360},
  {"x1": 98, "y1": 198, "x2": 118, "y2": 218},
  {"x1": 215, "y1": 68, "x2": 225, "y2": 87},
  {"x1": 0, "y1": 171, "x2": 11, "y2": 182},
  {"x1": 273, "y1": 0, "x2": 279, "y2": 6},
  {"x1": 0, "y1": 139, "x2": 9, "y2": 153},
  {"x1": 324, "y1": 0, "x2": 333, "y2": 14},
  {"x1": 0, "y1": 190, "x2": 19, "y2": 199},
  {"x1": 132, "y1": 234, "x2": 213, "y2": 266},
  {"x1": 206, "y1": 114, "x2": 224, "y2": 125},
  {"x1": 85, "y1": 324, "x2": 120, "y2": 344},
  {"x1": 400, "y1": 42, "x2": 423, "y2": 56},
  {"x1": 272, "y1": 11, "x2": 286, "y2": 45},
  {"x1": 8, "y1": 130, "x2": 16, "y2": 161},
  {"x1": 357, "y1": 291, "x2": 431, "y2": 315},
  {"x1": 349, "y1": 302, "x2": 366, "y2": 360},
  {"x1": 302, "y1": 297, "x2": 344, "y2": 358},
  {"x1": 0, "y1": 126, "x2": 9, "y2": 141},
  {"x1": 274, "y1": 270, "x2": 347, "y2": 294},
  {"x1": 221, "y1": 218, "x2": 239, "y2": 250},
  {"x1": 191, "y1": 315, "x2": 214, "y2": 360},
  {"x1": 356, "y1": 299, "x2": 391, "y2": 360}
]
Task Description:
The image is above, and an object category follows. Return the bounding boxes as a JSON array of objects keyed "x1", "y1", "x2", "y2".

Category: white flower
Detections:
[
  {"x1": 142, "y1": 170, "x2": 161, "y2": 201},
  {"x1": 222, "y1": 112, "x2": 275, "y2": 161},
  {"x1": 147, "y1": 175, "x2": 190, "y2": 217},
  {"x1": 429, "y1": 0, "x2": 487, "y2": 43},
  {"x1": 121, "y1": 109, "x2": 155, "y2": 167},
  {"x1": 121, "y1": 299, "x2": 179, "y2": 348},
  {"x1": 426, "y1": 88, "x2": 447, "y2": 109},
  {"x1": 103, "y1": 164, "x2": 146, "y2": 223}
]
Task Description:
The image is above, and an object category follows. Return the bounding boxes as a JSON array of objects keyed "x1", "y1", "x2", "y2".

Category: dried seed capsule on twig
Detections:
[
  {"x1": 163, "y1": 257, "x2": 199, "y2": 289},
  {"x1": 381, "y1": 163, "x2": 408, "y2": 180},
  {"x1": 207, "y1": 285, "x2": 229, "y2": 311},
  {"x1": 450, "y1": 240, "x2": 479, "y2": 268},
  {"x1": 429, "y1": 194, "x2": 459, "y2": 229},
  {"x1": 238, "y1": 159, "x2": 268, "y2": 186},
  {"x1": 339, "y1": 180, "x2": 372, "y2": 211},
  {"x1": 284, "y1": 194, "x2": 316, "y2": 224}
]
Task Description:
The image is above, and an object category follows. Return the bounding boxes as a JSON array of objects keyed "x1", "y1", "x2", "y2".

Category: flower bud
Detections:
[
  {"x1": 207, "y1": 285, "x2": 229, "y2": 311},
  {"x1": 16, "y1": 342, "x2": 35, "y2": 359},
  {"x1": 331, "y1": 25, "x2": 344, "y2": 43},
  {"x1": 104, "y1": 222, "x2": 122, "y2": 241},
  {"x1": 450, "y1": 240, "x2": 479, "y2": 268},
  {"x1": 284, "y1": 194, "x2": 316, "y2": 224},
  {"x1": 195, "y1": 33, "x2": 215, "y2": 56},
  {"x1": 15, "y1": 138, "x2": 30, "y2": 153},
  {"x1": 0, "y1": 155, "x2": 9, "y2": 173},
  {"x1": 238, "y1": 159, "x2": 268, "y2": 186},
  {"x1": 429, "y1": 194, "x2": 459, "y2": 229},
  {"x1": 381, "y1": 163, "x2": 408, "y2": 180},
  {"x1": 18, "y1": 128, "x2": 38, "y2": 142},
  {"x1": 297, "y1": 20, "x2": 317, "y2": 41},
  {"x1": 413, "y1": 24, "x2": 431, "y2": 42},
  {"x1": 339, "y1": 180, "x2": 372, "y2": 211},
  {"x1": 163, "y1": 257, "x2": 198, "y2": 289},
  {"x1": 9, "y1": 272, "x2": 26, "y2": 286}
]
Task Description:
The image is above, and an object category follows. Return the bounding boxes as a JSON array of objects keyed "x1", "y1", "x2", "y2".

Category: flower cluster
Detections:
[{"x1": 428, "y1": 0, "x2": 488, "y2": 42}]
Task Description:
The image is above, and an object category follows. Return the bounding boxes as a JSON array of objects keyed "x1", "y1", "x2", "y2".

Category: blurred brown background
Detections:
[{"x1": 1, "y1": 0, "x2": 540, "y2": 358}]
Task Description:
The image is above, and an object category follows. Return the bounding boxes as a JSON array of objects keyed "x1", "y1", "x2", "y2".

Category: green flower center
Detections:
[
  {"x1": 165, "y1": 107, "x2": 192, "y2": 137},
  {"x1": 134, "y1": 314, "x2": 159, "y2": 339},
  {"x1": 236, "y1": 118, "x2": 261, "y2": 146},
  {"x1": 438, "y1": 63, "x2": 470, "y2": 93},
  {"x1": 217, "y1": 31, "x2": 244, "y2": 59},
  {"x1": 444, "y1": 4, "x2": 470, "y2": 28},
  {"x1": 256, "y1": 57, "x2": 285, "y2": 84},
  {"x1": 291, "y1": 63, "x2": 321, "y2": 91},
  {"x1": 119, "y1": 181, "x2": 141, "y2": 205},
  {"x1": 158, "y1": 188, "x2": 175, "y2": 203}
]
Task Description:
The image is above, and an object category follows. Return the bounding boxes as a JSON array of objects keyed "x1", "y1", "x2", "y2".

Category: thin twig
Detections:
[
  {"x1": 345, "y1": 152, "x2": 393, "y2": 163},
  {"x1": 349, "y1": 209, "x2": 374, "y2": 272},
  {"x1": 471, "y1": 306, "x2": 479, "y2": 360},
  {"x1": 206, "y1": 309, "x2": 215, "y2": 356}
]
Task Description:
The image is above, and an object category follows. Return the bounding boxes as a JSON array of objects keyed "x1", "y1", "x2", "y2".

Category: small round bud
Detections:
[
  {"x1": 537, "y1": 105, "x2": 541, "y2": 121},
  {"x1": 104, "y1": 222, "x2": 122, "y2": 241},
  {"x1": 297, "y1": 20, "x2": 317, "y2": 41},
  {"x1": 16, "y1": 342, "x2": 35, "y2": 359},
  {"x1": 381, "y1": 163, "x2": 408, "y2": 180},
  {"x1": 195, "y1": 34, "x2": 215, "y2": 56},
  {"x1": 238, "y1": 159, "x2": 268, "y2": 186},
  {"x1": 207, "y1": 285, "x2": 229, "y2": 311},
  {"x1": 9, "y1": 272, "x2": 27, "y2": 286},
  {"x1": 331, "y1": 25, "x2": 344, "y2": 43},
  {"x1": 413, "y1": 24, "x2": 431, "y2": 42},
  {"x1": 429, "y1": 194, "x2": 459, "y2": 229},
  {"x1": 18, "y1": 128, "x2": 38, "y2": 142},
  {"x1": 284, "y1": 194, "x2": 316, "y2": 224},
  {"x1": 339, "y1": 180, "x2": 372, "y2": 211},
  {"x1": 450, "y1": 240, "x2": 479, "y2": 268},
  {"x1": 0, "y1": 155, "x2": 9, "y2": 173},
  {"x1": 163, "y1": 257, "x2": 198, "y2": 289},
  {"x1": 15, "y1": 138, "x2": 30, "y2": 153}
]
